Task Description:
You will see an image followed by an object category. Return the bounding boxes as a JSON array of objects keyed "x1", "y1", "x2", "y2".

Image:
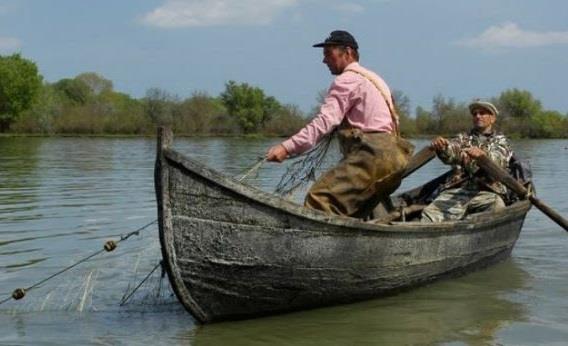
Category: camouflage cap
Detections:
[{"x1": 468, "y1": 100, "x2": 499, "y2": 116}]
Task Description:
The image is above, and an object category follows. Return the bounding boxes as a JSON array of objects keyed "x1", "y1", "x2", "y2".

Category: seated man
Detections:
[{"x1": 421, "y1": 100, "x2": 513, "y2": 223}]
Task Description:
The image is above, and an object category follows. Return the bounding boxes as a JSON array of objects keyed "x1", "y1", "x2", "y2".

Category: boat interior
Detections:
[{"x1": 367, "y1": 170, "x2": 532, "y2": 224}]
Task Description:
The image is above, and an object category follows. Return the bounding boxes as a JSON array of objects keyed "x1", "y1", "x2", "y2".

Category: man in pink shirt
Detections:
[{"x1": 266, "y1": 30, "x2": 414, "y2": 218}]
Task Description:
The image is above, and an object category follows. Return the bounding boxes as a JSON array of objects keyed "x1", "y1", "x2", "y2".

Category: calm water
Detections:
[{"x1": 1, "y1": 136, "x2": 568, "y2": 345}]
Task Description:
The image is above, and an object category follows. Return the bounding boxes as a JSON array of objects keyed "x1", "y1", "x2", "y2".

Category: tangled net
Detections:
[{"x1": 274, "y1": 132, "x2": 338, "y2": 198}]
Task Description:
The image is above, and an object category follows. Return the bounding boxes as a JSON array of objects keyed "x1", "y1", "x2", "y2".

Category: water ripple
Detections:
[{"x1": 1, "y1": 137, "x2": 568, "y2": 345}]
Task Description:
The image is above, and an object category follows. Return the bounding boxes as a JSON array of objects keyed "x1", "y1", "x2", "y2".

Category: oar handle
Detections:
[
  {"x1": 475, "y1": 155, "x2": 529, "y2": 197},
  {"x1": 476, "y1": 155, "x2": 568, "y2": 232},
  {"x1": 402, "y1": 146, "x2": 436, "y2": 179}
]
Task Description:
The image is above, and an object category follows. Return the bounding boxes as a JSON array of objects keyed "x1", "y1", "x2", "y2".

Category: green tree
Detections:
[
  {"x1": 415, "y1": 105, "x2": 434, "y2": 134},
  {"x1": 175, "y1": 91, "x2": 226, "y2": 134},
  {"x1": 392, "y1": 90, "x2": 416, "y2": 137},
  {"x1": 53, "y1": 78, "x2": 92, "y2": 105},
  {"x1": 262, "y1": 95, "x2": 281, "y2": 127},
  {"x1": 263, "y1": 104, "x2": 307, "y2": 136},
  {"x1": 0, "y1": 54, "x2": 43, "y2": 131},
  {"x1": 497, "y1": 89, "x2": 542, "y2": 119},
  {"x1": 432, "y1": 95, "x2": 469, "y2": 135},
  {"x1": 220, "y1": 80, "x2": 281, "y2": 133},
  {"x1": 101, "y1": 91, "x2": 148, "y2": 134},
  {"x1": 496, "y1": 89, "x2": 543, "y2": 137},
  {"x1": 144, "y1": 87, "x2": 177, "y2": 126},
  {"x1": 75, "y1": 72, "x2": 113, "y2": 96},
  {"x1": 13, "y1": 83, "x2": 62, "y2": 134},
  {"x1": 531, "y1": 110, "x2": 566, "y2": 138}
]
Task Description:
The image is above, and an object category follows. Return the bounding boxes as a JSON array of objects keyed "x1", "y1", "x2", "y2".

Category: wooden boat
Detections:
[{"x1": 154, "y1": 128, "x2": 531, "y2": 323}]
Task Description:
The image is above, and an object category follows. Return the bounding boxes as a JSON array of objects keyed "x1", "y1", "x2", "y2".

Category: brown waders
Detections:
[{"x1": 304, "y1": 128, "x2": 414, "y2": 218}]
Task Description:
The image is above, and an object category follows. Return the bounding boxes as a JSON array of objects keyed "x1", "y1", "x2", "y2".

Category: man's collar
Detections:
[
  {"x1": 470, "y1": 128, "x2": 495, "y2": 137},
  {"x1": 342, "y1": 62, "x2": 360, "y2": 72}
]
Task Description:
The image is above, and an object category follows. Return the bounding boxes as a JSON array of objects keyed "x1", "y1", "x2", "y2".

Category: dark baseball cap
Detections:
[{"x1": 312, "y1": 30, "x2": 359, "y2": 49}]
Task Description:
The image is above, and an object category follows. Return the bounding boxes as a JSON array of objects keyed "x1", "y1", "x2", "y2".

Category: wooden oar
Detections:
[
  {"x1": 402, "y1": 145, "x2": 436, "y2": 179},
  {"x1": 475, "y1": 155, "x2": 568, "y2": 231}
]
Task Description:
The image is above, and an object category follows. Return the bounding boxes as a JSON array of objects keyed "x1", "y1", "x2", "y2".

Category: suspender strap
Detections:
[{"x1": 344, "y1": 68, "x2": 400, "y2": 136}]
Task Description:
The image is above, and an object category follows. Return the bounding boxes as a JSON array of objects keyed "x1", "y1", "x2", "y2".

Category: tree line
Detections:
[
  {"x1": 0, "y1": 54, "x2": 306, "y2": 136},
  {"x1": 395, "y1": 90, "x2": 568, "y2": 139},
  {"x1": 2, "y1": 53, "x2": 568, "y2": 138}
]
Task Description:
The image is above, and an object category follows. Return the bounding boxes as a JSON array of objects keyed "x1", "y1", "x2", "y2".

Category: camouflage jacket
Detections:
[{"x1": 437, "y1": 130, "x2": 513, "y2": 196}]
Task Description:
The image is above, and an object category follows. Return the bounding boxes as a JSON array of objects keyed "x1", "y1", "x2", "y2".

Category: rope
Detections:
[
  {"x1": 0, "y1": 219, "x2": 157, "y2": 306},
  {"x1": 119, "y1": 261, "x2": 163, "y2": 306},
  {"x1": 237, "y1": 156, "x2": 267, "y2": 182},
  {"x1": 119, "y1": 219, "x2": 157, "y2": 241}
]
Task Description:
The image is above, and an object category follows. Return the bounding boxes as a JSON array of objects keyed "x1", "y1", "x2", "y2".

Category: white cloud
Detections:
[
  {"x1": 142, "y1": 0, "x2": 298, "y2": 28},
  {"x1": 457, "y1": 22, "x2": 568, "y2": 49},
  {"x1": 0, "y1": 36, "x2": 21, "y2": 53}
]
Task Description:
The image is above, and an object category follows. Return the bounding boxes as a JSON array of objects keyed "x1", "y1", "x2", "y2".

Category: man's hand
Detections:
[
  {"x1": 266, "y1": 144, "x2": 289, "y2": 162},
  {"x1": 431, "y1": 137, "x2": 449, "y2": 152},
  {"x1": 462, "y1": 146, "x2": 486, "y2": 166},
  {"x1": 464, "y1": 147, "x2": 486, "y2": 159}
]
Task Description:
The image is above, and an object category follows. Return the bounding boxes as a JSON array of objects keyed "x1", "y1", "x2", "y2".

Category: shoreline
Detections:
[
  {"x1": 0, "y1": 133, "x2": 289, "y2": 139},
  {"x1": 1, "y1": 133, "x2": 565, "y2": 139}
]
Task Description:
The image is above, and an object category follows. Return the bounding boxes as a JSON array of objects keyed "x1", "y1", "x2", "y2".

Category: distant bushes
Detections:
[
  {"x1": 2, "y1": 54, "x2": 568, "y2": 138},
  {"x1": 8, "y1": 76, "x2": 307, "y2": 136},
  {"x1": 262, "y1": 104, "x2": 308, "y2": 137},
  {"x1": 396, "y1": 89, "x2": 568, "y2": 138}
]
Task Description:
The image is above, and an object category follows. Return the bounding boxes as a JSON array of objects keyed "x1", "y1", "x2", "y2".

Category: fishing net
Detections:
[
  {"x1": 0, "y1": 227, "x2": 178, "y2": 313},
  {"x1": 274, "y1": 132, "x2": 338, "y2": 198},
  {"x1": 118, "y1": 257, "x2": 178, "y2": 311}
]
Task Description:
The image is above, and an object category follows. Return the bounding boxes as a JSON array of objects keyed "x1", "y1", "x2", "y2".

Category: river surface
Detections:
[{"x1": 1, "y1": 136, "x2": 568, "y2": 345}]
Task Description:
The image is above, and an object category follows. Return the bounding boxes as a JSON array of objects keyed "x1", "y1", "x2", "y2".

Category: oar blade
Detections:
[{"x1": 476, "y1": 155, "x2": 568, "y2": 232}]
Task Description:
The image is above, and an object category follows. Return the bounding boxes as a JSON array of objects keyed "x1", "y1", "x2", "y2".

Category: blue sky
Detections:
[{"x1": 1, "y1": 0, "x2": 567, "y2": 114}]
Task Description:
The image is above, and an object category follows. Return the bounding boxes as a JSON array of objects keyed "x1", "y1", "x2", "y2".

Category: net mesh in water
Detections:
[{"x1": 1, "y1": 233, "x2": 178, "y2": 314}]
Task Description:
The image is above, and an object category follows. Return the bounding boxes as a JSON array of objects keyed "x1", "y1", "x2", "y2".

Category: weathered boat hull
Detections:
[{"x1": 155, "y1": 129, "x2": 531, "y2": 323}]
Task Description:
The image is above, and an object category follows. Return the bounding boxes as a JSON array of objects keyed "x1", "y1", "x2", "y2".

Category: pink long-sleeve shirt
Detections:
[{"x1": 282, "y1": 62, "x2": 395, "y2": 156}]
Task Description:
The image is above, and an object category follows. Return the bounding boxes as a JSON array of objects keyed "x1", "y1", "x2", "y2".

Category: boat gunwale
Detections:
[{"x1": 162, "y1": 147, "x2": 531, "y2": 236}]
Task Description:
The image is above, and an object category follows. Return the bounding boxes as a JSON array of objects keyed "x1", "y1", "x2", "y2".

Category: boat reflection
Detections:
[{"x1": 187, "y1": 259, "x2": 529, "y2": 346}]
